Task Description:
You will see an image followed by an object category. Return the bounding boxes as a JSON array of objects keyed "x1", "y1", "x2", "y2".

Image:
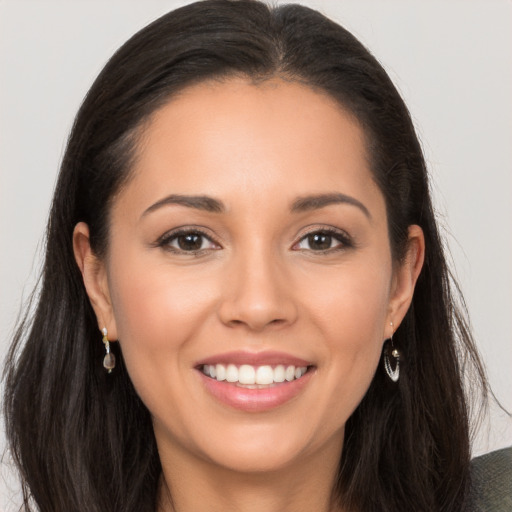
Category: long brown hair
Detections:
[{"x1": 3, "y1": 1, "x2": 487, "y2": 510}]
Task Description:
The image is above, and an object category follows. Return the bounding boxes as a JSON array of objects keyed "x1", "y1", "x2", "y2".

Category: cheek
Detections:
[
  {"x1": 106, "y1": 254, "x2": 218, "y2": 389},
  {"x1": 302, "y1": 257, "x2": 391, "y2": 347},
  {"x1": 298, "y1": 259, "x2": 391, "y2": 421},
  {"x1": 106, "y1": 260, "x2": 226, "y2": 440}
]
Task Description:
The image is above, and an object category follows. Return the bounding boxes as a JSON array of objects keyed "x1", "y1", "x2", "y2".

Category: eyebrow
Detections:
[
  {"x1": 142, "y1": 194, "x2": 225, "y2": 217},
  {"x1": 291, "y1": 193, "x2": 371, "y2": 219},
  {"x1": 141, "y1": 192, "x2": 370, "y2": 219}
]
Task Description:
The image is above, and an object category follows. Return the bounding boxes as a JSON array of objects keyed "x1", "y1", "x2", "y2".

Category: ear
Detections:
[
  {"x1": 386, "y1": 224, "x2": 425, "y2": 336},
  {"x1": 73, "y1": 222, "x2": 118, "y2": 341}
]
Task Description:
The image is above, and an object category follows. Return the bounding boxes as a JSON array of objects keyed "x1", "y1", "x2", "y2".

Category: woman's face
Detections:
[{"x1": 78, "y1": 78, "x2": 421, "y2": 474}]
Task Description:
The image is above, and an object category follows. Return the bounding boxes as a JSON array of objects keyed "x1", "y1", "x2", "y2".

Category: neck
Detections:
[{"x1": 156, "y1": 436, "x2": 344, "y2": 512}]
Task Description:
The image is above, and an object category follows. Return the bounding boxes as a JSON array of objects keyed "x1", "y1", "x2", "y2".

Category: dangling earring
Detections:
[
  {"x1": 383, "y1": 321, "x2": 400, "y2": 382},
  {"x1": 102, "y1": 327, "x2": 116, "y2": 373}
]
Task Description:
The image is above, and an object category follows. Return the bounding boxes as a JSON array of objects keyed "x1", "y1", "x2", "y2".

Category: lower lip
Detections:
[{"x1": 198, "y1": 370, "x2": 314, "y2": 412}]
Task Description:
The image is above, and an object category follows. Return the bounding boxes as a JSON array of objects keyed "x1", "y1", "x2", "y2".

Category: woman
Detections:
[{"x1": 2, "y1": 1, "x2": 493, "y2": 510}]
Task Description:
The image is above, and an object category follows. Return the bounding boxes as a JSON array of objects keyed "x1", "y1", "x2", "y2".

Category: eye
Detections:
[
  {"x1": 293, "y1": 229, "x2": 351, "y2": 252},
  {"x1": 158, "y1": 229, "x2": 220, "y2": 253}
]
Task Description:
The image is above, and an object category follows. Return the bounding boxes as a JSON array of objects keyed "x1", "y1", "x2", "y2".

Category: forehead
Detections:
[{"x1": 119, "y1": 77, "x2": 383, "y2": 216}]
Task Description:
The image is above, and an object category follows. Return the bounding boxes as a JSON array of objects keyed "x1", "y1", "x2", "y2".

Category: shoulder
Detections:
[{"x1": 468, "y1": 446, "x2": 512, "y2": 511}]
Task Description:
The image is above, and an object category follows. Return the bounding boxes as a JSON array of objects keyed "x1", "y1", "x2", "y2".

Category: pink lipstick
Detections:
[{"x1": 195, "y1": 351, "x2": 315, "y2": 412}]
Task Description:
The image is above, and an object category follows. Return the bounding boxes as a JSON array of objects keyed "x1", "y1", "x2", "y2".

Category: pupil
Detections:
[
  {"x1": 178, "y1": 233, "x2": 202, "y2": 251},
  {"x1": 308, "y1": 233, "x2": 331, "y2": 250}
]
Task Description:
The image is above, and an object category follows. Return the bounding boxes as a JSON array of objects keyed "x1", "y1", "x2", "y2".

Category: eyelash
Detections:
[
  {"x1": 156, "y1": 227, "x2": 353, "y2": 255},
  {"x1": 156, "y1": 228, "x2": 221, "y2": 254},
  {"x1": 292, "y1": 227, "x2": 353, "y2": 253}
]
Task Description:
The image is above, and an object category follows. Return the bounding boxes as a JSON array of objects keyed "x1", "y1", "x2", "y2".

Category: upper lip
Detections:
[{"x1": 195, "y1": 350, "x2": 313, "y2": 368}]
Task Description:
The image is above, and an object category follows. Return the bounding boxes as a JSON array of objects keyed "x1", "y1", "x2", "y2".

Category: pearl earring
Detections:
[
  {"x1": 102, "y1": 327, "x2": 116, "y2": 373},
  {"x1": 383, "y1": 321, "x2": 400, "y2": 382}
]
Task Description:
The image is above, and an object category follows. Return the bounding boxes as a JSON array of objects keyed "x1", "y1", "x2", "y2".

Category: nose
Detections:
[{"x1": 217, "y1": 246, "x2": 298, "y2": 332}]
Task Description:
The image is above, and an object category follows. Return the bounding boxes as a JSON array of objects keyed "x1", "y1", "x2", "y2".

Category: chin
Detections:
[
  {"x1": 203, "y1": 442, "x2": 308, "y2": 474},
  {"x1": 191, "y1": 420, "x2": 342, "y2": 475}
]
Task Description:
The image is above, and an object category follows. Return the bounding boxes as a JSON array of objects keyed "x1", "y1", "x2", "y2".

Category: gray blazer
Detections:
[{"x1": 470, "y1": 447, "x2": 512, "y2": 511}]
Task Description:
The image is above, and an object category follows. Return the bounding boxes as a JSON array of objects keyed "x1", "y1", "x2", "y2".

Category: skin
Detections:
[{"x1": 74, "y1": 78, "x2": 424, "y2": 512}]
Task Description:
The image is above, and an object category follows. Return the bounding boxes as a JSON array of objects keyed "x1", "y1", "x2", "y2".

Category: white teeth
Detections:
[
  {"x1": 215, "y1": 363, "x2": 226, "y2": 381},
  {"x1": 201, "y1": 363, "x2": 309, "y2": 385},
  {"x1": 238, "y1": 365, "x2": 256, "y2": 384},
  {"x1": 274, "y1": 365, "x2": 285, "y2": 383},
  {"x1": 255, "y1": 365, "x2": 274, "y2": 385},
  {"x1": 226, "y1": 364, "x2": 238, "y2": 383}
]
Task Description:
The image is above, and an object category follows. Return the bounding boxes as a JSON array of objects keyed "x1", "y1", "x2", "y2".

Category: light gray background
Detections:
[{"x1": 1, "y1": 1, "x2": 511, "y2": 509}]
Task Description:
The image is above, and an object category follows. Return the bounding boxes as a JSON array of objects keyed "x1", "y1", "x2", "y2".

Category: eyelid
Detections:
[
  {"x1": 154, "y1": 224, "x2": 353, "y2": 254},
  {"x1": 155, "y1": 226, "x2": 222, "y2": 253},
  {"x1": 292, "y1": 225, "x2": 354, "y2": 251}
]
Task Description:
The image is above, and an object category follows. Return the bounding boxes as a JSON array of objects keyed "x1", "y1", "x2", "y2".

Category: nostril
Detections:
[{"x1": 224, "y1": 317, "x2": 288, "y2": 331}]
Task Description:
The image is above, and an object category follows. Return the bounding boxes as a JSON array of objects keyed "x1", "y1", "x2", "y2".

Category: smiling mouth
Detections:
[{"x1": 200, "y1": 363, "x2": 312, "y2": 388}]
